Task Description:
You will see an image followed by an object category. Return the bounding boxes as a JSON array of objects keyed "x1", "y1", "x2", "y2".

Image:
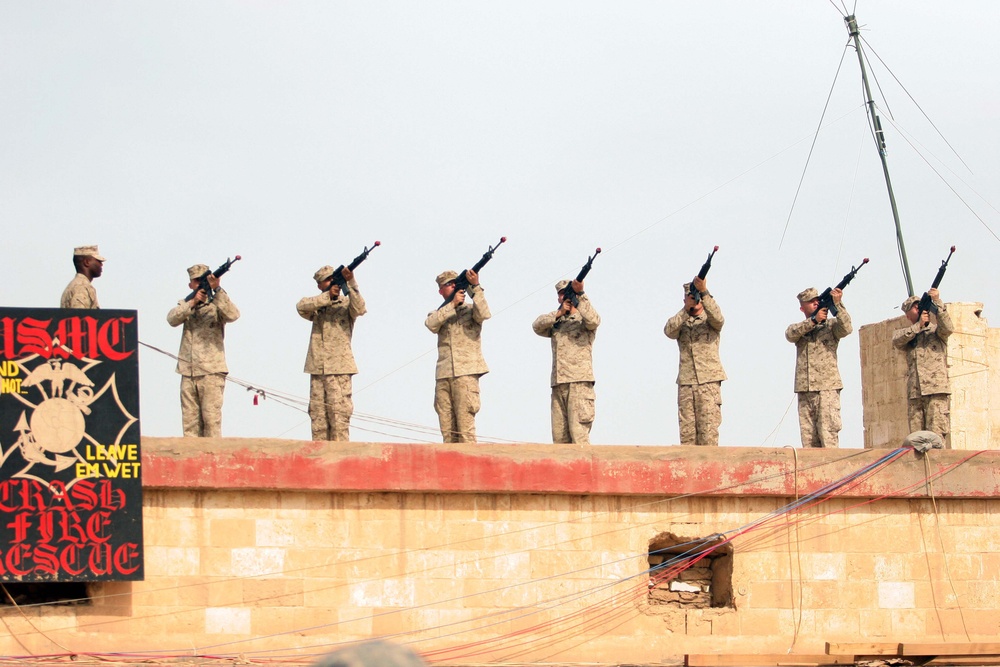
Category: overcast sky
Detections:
[{"x1": 3, "y1": 1, "x2": 999, "y2": 447}]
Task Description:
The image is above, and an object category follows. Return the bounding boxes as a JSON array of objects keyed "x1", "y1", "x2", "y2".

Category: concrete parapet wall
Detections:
[
  {"x1": 860, "y1": 302, "x2": 999, "y2": 450},
  {"x1": 2, "y1": 439, "x2": 999, "y2": 664}
]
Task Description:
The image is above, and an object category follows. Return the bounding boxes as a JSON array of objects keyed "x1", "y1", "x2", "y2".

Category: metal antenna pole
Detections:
[{"x1": 845, "y1": 14, "x2": 914, "y2": 296}]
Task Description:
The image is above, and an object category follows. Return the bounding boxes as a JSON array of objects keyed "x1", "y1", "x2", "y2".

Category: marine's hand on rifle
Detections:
[
  {"x1": 341, "y1": 267, "x2": 354, "y2": 282},
  {"x1": 465, "y1": 269, "x2": 479, "y2": 287},
  {"x1": 453, "y1": 288, "x2": 467, "y2": 305},
  {"x1": 206, "y1": 274, "x2": 220, "y2": 291},
  {"x1": 928, "y1": 288, "x2": 940, "y2": 301},
  {"x1": 193, "y1": 288, "x2": 208, "y2": 305},
  {"x1": 570, "y1": 279, "x2": 584, "y2": 294},
  {"x1": 919, "y1": 310, "x2": 930, "y2": 328},
  {"x1": 831, "y1": 288, "x2": 843, "y2": 305},
  {"x1": 693, "y1": 276, "x2": 707, "y2": 294},
  {"x1": 814, "y1": 308, "x2": 829, "y2": 325},
  {"x1": 557, "y1": 299, "x2": 573, "y2": 317}
]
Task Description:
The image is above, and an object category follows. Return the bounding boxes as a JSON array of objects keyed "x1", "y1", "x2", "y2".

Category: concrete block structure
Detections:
[
  {"x1": 2, "y1": 440, "x2": 999, "y2": 665},
  {"x1": 860, "y1": 302, "x2": 1000, "y2": 450}
]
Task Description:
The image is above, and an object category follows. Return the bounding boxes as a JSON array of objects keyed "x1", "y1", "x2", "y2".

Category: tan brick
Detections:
[
  {"x1": 411, "y1": 577, "x2": 464, "y2": 607},
  {"x1": 839, "y1": 582, "x2": 874, "y2": 610},
  {"x1": 812, "y1": 609, "x2": 860, "y2": 638},
  {"x1": 301, "y1": 579, "x2": 353, "y2": 609},
  {"x1": 740, "y1": 552, "x2": 791, "y2": 582},
  {"x1": 529, "y1": 549, "x2": 602, "y2": 579},
  {"x1": 282, "y1": 547, "x2": 338, "y2": 577},
  {"x1": 330, "y1": 548, "x2": 397, "y2": 579},
  {"x1": 802, "y1": 581, "x2": 841, "y2": 609},
  {"x1": 247, "y1": 604, "x2": 300, "y2": 635},
  {"x1": 242, "y1": 578, "x2": 304, "y2": 607},
  {"x1": 231, "y1": 547, "x2": 286, "y2": 577},
  {"x1": 888, "y1": 609, "x2": 927, "y2": 639},
  {"x1": 735, "y1": 609, "x2": 783, "y2": 636},
  {"x1": 461, "y1": 578, "x2": 537, "y2": 609},
  {"x1": 205, "y1": 577, "x2": 245, "y2": 607},
  {"x1": 859, "y1": 609, "x2": 892, "y2": 637},
  {"x1": 144, "y1": 546, "x2": 200, "y2": 576},
  {"x1": 134, "y1": 575, "x2": 205, "y2": 608},
  {"x1": 208, "y1": 518, "x2": 256, "y2": 547},
  {"x1": 747, "y1": 581, "x2": 789, "y2": 609},
  {"x1": 371, "y1": 607, "x2": 419, "y2": 636}
]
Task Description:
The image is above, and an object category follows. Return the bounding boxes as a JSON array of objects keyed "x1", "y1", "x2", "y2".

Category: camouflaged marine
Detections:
[
  {"x1": 892, "y1": 289, "x2": 954, "y2": 443},
  {"x1": 425, "y1": 269, "x2": 491, "y2": 443},
  {"x1": 532, "y1": 279, "x2": 601, "y2": 444},
  {"x1": 785, "y1": 287, "x2": 853, "y2": 448},
  {"x1": 60, "y1": 245, "x2": 105, "y2": 309},
  {"x1": 167, "y1": 263, "x2": 241, "y2": 438},
  {"x1": 297, "y1": 265, "x2": 367, "y2": 442},
  {"x1": 664, "y1": 277, "x2": 725, "y2": 446}
]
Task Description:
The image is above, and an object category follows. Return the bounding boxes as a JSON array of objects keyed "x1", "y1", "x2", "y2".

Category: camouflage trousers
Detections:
[
  {"x1": 434, "y1": 375, "x2": 481, "y2": 443},
  {"x1": 551, "y1": 381, "x2": 596, "y2": 444},
  {"x1": 309, "y1": 374, "x2": 353, "y2": 442},
  {"x1": 677, "y1": 382, "x2": 721, "y2": 446},
  {"x1": 180, "y1": 374, "x2": 226, "y2": 437},
  {"x1": 908, "y1": 393, "x2": 950, "y2": 446},
  {"x1": 796, "y1": 389, "x2": 842, "y2": 448}
]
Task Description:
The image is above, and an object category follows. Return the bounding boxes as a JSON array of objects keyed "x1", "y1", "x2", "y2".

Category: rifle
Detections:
[
  {"x1": 917, "y1": 246, "x2": 956, "y2": 316},
  {"x1": 439, "y1": 237, "x2": 507, "y2": 308},
  {"x1": 812, "y1": 257, "x2": 869, "y2": 322},
  {"x1": 560, "y1": 248, "x2": 601, "y2": 308},
  {"x1": 323, "y1": 241, "x2": 380, "y2": 296},
  {"x1": 689, "y1": 246, "x2": 719, "y2": 304},
  {"x1": 184, "y1": 255, "x2": 241, "y2": 303}
]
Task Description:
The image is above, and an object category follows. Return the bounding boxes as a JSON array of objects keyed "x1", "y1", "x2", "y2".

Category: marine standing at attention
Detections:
[
  {"x1": 893, "y1": 289, "x2": 954, "y2": 444},
  {"x1": 60, "y1": 245, "x2": 105, "y2": 309},
  {"x1": 532, "y1": 279, "x2": 601, "y2": 444},
  {"x1": 424, "y1": 269, "x2": 490, "y2": 443},
  {"x1": 296, "y1": 265, "x2": 367, "y2": 442},
  {"x1": 167, "y1": 264, "x2": 241, "y2": 438},
  {"x1": 664, "y1": 276, "x2": 726, "y2": 446},
  {"x1": 785, "y1": 287, "x2": 853, "y2": 448}
]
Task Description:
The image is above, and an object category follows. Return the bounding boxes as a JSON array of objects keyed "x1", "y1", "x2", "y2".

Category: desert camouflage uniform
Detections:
[
  {"x1": 425, "y1": 282, "x2": 491, "y2": 443},
  {"x1": 785, "y1": 299, "x2": 853, "y2": 448},
  {"x1": 60, "y1": 274, "x2": 99, "y2": 309},
  {"x1": 532, "y1": 289, "x2": 601, "y2": 444},
  {"x1": 60, "y1": 245, "x2": 104, "y2": 309},
  {"x1": 664, "y1": 293, "x2": 725, "y2": 446},
  {"x1": 892, "y1": 295, "x2": 954, "y2": 443},
  {"x1": 297, "y1": 273, "x2": 366, "y2": 442},
  {"x1": 167, "y1": 278, "x2": 240, "y2": 438}
]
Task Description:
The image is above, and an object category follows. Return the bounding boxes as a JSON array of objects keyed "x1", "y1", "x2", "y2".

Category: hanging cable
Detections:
[{"x1": 779, "y1": 43, "x2": 853, "y2": 249}]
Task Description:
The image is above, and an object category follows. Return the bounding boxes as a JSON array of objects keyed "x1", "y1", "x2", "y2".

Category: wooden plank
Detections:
[
  {"x1": 926, "y1": 658, "x2": 1000, "y2": 666},
  {"x1": 685, "y1": 655, "x2": 855, "y2": 666},
  {"x1": 825, "y1": 642, "x2": 901, "y2": 655},
  {"x1": 902, "y1": 643, "x2": 1000, "y2": 656}
]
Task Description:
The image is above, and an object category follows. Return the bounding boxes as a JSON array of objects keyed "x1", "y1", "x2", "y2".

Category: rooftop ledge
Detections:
[{"x1": 141, "y1": 438, "x2": 1000, "y2": 499}]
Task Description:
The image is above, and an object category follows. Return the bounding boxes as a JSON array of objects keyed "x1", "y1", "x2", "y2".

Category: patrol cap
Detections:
[
  {"x1": 556, "y1": 280, "x2": 569, "y2": 292},
  {"x1": 436, "y1": 270, "x2": 458, "y2": 287},
  {"x1": 901, "y1": 295, "x2": 920, "y2": 312},
  {"x1": 187, "y1": 264, "x2": 209, "y2": 281},
  {"x1": 74, "y1": 245, "x2": 106, "y2": 262},
  {"x1": 314, "y1": 266, "x2": 335, "y2": 283},
  {"x1": 797, "y1": 288, "x2": 819, "y2": 302}
]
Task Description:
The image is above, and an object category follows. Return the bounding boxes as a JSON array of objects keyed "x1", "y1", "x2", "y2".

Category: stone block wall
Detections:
[
  {"x1": 2, "y1": 441, "x2": 1000, "y2": 665},
  {"x1": 860, "y1": 302, "x2": 999, "y2": 449}
]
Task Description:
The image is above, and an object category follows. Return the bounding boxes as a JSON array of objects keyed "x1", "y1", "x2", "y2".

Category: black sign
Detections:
[{"x1": 0, "y1": 308, "x2": 143, "y2": 581}]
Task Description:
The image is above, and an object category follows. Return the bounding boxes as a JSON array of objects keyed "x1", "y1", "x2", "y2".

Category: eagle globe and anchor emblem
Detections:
[{"x1": 2, "y1": 342, "x2": 137, "y2": 482}]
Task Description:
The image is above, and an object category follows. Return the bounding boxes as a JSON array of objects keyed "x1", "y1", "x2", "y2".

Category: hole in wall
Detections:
[{"x1": 647, "y1": 532, "x2": 734, "y2": 609}]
